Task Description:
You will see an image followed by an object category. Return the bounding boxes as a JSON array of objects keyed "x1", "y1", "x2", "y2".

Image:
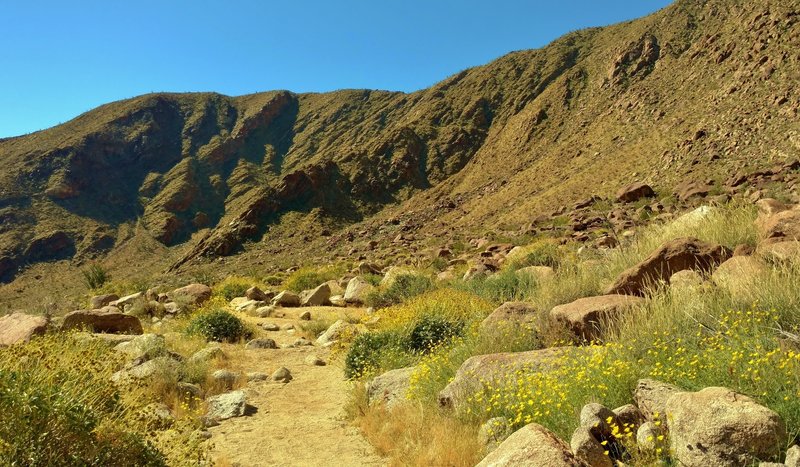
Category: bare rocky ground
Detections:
[{"x1": 209, "y1": 307, "x2": 385, "y2": 467}]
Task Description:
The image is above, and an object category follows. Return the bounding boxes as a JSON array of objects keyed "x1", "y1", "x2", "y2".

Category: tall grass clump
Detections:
[
  {"x1": 82, "y1": 263, "x2": 110, "y2": 290},
  {"x1": 213, "y1": 276, "x2": 261, "y2": 301}
]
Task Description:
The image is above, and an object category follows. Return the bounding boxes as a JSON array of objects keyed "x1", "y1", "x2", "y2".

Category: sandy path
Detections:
[{"x1": 209, "y1": 307, "x2": 385, "y2": 467}]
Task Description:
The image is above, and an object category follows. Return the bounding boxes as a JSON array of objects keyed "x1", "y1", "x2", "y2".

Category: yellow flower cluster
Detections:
[{"x1": 463, "y1": 306, "x2": 800, "y2": 446}]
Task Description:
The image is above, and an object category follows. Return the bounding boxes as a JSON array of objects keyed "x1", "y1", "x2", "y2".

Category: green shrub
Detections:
[
  {"x1": 366, "y1": 274, "x2": 434, "y2": 309},
  {"x1": 186, "y1": 309, "x2": 248, "y2": 342},
  {"x1": 408, "y1": 316, "x2": 463, "y2": 353},
  {"x1": 82, "y1": 263, "x2": 110, "y2": 290},
  {"x1": 263, "y1": 275, "x2": 283, "y2": 286},
  {"x1": 345, "y1": 332, "x2": 399, "y2": 379}
]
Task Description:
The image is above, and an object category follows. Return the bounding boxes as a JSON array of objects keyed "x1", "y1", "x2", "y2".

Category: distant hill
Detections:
[{"x1": 0, "y1": 0, "x2": 797, "y2": 303}]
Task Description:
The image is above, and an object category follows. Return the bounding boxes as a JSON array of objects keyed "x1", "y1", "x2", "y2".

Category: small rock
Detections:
[
  {"x1": 300, "y1": 283, "x2": 331, "y2": 307},
  {"x1": 344, "y1": 277, "x2": 374, "y2": 304},
  {"x1": 272, "y1": 367, "x2": 292, "y2": 383},
  {"x1": 635, "y1": 421, "x2": 662, "y2": 452},
  {"x1": 245, "y1": 286, "x2": 271, "y2": 302},
  {"x1": 170, "y1": 284, "x2": 212, "y2": 306},
  {"x1": 246, "y1": 372, "x2": 268, "y2": 382},
  {"x1": 205, "y1": 390, "x2": 248, "y2": 421},
  {"x1": 260, "y1": 322, "x2": 280, "y2": 331},
  {"x1": 367, "y1": 367, "x2": 414, "y2": 408},
  {"x1": 579, "y1": 403, "x2": 618, "y2": 439},
  {"x1": 212, "y1": 369, "x2": 238, "y2": 389},
  {"x1": 616, "y1": 182, "x2": 655, "y2": 203},
  {"x1": 785, "y1": 445, "x2": 800, "y2": 467},
  {"x1": 254, "y1": 305, "x2": 276, "y2": 317},
  {"x1": 305, "y1": 354, "x2": 326, "y2": 366},
  {"x1": 245, "y1": 338, "x2": 278, "y2": 349},
  {"x1": 188, "y1": 346, "x2": 224, "y2": 364},
  {"x1": 176, "y1": 382, "x2": 203, "y2": 400},
  {"x1": 571, "y1": 426, "x2": 613, "y2": 467},
  {"x1": 299, "y1": 310, "x2": 312, "y2": 321},
  {"x1": 90, "y1": 293, "x2": 119, "y2": 309}
]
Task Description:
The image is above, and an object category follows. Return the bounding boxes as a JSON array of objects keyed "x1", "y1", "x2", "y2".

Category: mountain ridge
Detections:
[{"x1": 1, "y1": 0, "x2": 798, "y2": 308}]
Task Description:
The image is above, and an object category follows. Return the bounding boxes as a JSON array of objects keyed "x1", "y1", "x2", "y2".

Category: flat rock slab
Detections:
[
  {"x1": 62, "y1": 309, "x2": 143, "y2": 334},
  {"x1": 0, "y1": 312, "x2": 48, "y2": 346},
  {"x1": 550, "y1": 294, "x2": 644, "y2": 341}
]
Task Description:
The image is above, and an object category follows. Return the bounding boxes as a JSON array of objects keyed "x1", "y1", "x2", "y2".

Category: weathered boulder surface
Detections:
[
  {"x1": 62, "y1": 309, "x2": 143, "y2": 334},
  {"x1": 550, "y1": 295, "x2": 644, "y2": 341},
  {"x1": 206, "y1": 390, "x2": 248, "y2": 421},
  {"x1": 439, "y1": 347, "x2": 571, "y2": 411},
  {"x1": 616, "y1": 182, "x2": 655, "y2": 203},
  {"x1": 606, "y1": 237, "x2": 731, "y2": 296},
  {"x1": 344, "y1": 277, "x2": 374, "y2": 304},
  {"x1": 476, "y1": 423, "x2": 589, "y2": 466},
  {"x1": 90, "y1": 293, "x2": 119, "y2": 309},
  {"x1": 301, "y1": 283, "x2": 331, "y2": 307},
  {"x1": 665, "y1": 387, "x2": 786, "y2": 467},
  {"x1": 633, "y1": 378, "x2": 680, "y2": 420},
  {"x1": 0, "y1": 312, "x2": 48, "y2": 346},
  {"x1": 367, "y1": 366, "x2": 414, "y2": 408},
  {"x1": 170, "y1": 283, "x2": 212, "y2": 306},
  {"x1": 315, "y1": 320, "x2": 362, "y2": 346},
  {"x1": 272, "y1": 291, "x2": 301, "y2": 307}
]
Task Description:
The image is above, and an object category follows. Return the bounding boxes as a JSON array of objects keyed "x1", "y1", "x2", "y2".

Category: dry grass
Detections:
[{"x1": 349, "y1": 385, "x2": 483, "y2": 467}]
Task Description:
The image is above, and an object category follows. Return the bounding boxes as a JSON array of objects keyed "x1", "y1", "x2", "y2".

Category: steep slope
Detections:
[{"x1": 0, "y1": 0, "x2": 798, "y2": 294}]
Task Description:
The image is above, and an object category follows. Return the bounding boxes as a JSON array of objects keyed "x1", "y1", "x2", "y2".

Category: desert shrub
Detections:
[
  {"x1": 408, "y1": 316, "x2": 463, "y2": 353},
  {"x1": 0, "y1": 335, "x2": 171, "y2": 466},
  {"x1": 366, "y1": 274, "x2": 434, "y2": 309},
  {"x1": 186, "y1": 309, "x2": 248, "y2": 342},
  {"x1": 345, "y1": 331, "x2": 403, "y2": 379},
  {"x1": 82, "y1": 263, "x2": 110, "y2": 289},
  {"x1": 213, "y1": 276, "x2": 255, "y2": 301},
  {"x1": 363, "y1": 273, "x2": 383, "y2": 287},
  {"x1": 263, "y1": 275, "x2": 283, "y2": 286},
  {"x1": 453, "y1": 268, "x2": 537, "y2": 305}
]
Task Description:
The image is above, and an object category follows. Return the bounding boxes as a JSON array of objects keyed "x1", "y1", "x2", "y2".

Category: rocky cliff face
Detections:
[{"x1": 0, "y1": 0, "x2": 798, "y2": 283}]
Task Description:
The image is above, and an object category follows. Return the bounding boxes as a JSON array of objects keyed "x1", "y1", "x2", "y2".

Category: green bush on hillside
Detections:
[
  {"x1": 186, "y1": 309, "x2": 249, "y2": 342},
  {"x1": 82, "y1": 263, "x2": 110, "y2": 290}
]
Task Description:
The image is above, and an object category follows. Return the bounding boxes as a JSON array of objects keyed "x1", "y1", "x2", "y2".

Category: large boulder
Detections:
[
  {"x1": 110, "y1": 292, "x2": 144, "y2": 310},
  {"x1": 272, "y1": 291, "x2": 301, "y2": 307},
  {"x1": 756, "y1": 204, "x2": 800, "y2": 244},
  {"x1": 606, "y1": 237, "x2": 731, "y2": 296},
  {"x1": 616, "y1": 182, "x2": 655, "y2": 203},
  {"x1": 0, "y1": 312, "x2": 48, "y2": 346},
  {"x1": 476, "y1": 423, "x2": 589, "y2": 466},
  {"x1": 480, "y1": 302, "x2": 538, "y2": 332},
  {"x1": 344, "y1": 277, "x2": 374, "y2": 304},
  {"x1": 62, "y1": 309, "x2": 143, "y2": 334},
  {"x1": 301, "y1": 283, "x2": 331, "y2": 307},
  {"x1": 550, "y1": 295, "x2": 644, "y2": 341},
  {"x1": 170, "y1": 283, "x2": 212, "y2": 306},
  {"x1": 367, "y1": 366, "x2": 414, "y2": 408},
  {"x1": 245, "y1": 286, "x2": 273, "y2": 302},
  {"x1": 439, "y1": 347, "x2": 571, "y2": 411},
  {"x1": 665, "y1": 387, "x2": 786, "y2": 466},
  {"x1": 380, "y1": 266, "x2": 415, "y2": 288},
  {"x1": 711, "y1": 255, "x2": 767, "y2": 295},
  {"x1": 633, "y1": 378, "x2": 680, "y2": 420}
]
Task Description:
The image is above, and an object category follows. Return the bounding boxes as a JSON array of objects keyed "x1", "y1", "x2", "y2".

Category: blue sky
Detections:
[{"x1": 0, "y1": 0, "x2": 672, "y2": 137}]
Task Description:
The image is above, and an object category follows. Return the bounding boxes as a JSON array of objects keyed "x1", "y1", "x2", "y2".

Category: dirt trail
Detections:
[{"x1": 209, "y1": 307, "x2": 385, "y2": 467}]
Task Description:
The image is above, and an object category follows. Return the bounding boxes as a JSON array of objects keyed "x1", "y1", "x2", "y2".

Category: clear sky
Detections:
[{"x1": 0, "y1": 0, "x2": 672, "y2": 138}]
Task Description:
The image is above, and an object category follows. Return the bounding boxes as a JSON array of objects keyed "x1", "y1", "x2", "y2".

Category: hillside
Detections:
[{"x1": 1, "y1": 0, "x2": 798, "y2": 309}]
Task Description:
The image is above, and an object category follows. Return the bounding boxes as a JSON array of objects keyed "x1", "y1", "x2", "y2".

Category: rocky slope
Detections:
[{"x1": 0, "y1": 0, "x2": 798, "y2": 297}]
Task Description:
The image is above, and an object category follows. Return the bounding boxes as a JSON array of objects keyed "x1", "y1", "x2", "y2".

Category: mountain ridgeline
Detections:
[{"x1": 0, "y1": 0, "x2": 798, "y2": 284}]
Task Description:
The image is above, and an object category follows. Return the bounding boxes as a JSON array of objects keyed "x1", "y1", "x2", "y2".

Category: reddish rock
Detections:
[
  {"x1": 550, "y1": 295, "x2": 644, "y2": 341},
  {"x1": 62, "y1": 309, "x2": 143, "y2": 334},
  {"x1": 0, "y1": 312, "x2": 48, "y2": 346},
  {"x1": 616, "y1": 182, "x2": 655, "y2": 203},
  {"x1": 676, "y1": 180, "x2": 714, "y2": 202},
  {"x1": 756, "y1": 206, "x2": 800, "y2": 244},
  {"x1": 606, "y1": 237, "x2": 731, "y2": 296}
]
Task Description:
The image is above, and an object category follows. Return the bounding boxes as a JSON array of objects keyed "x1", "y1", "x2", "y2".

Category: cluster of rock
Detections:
[{"x1": 476, "y1": 379, "x2": 792, "y2": 467}]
